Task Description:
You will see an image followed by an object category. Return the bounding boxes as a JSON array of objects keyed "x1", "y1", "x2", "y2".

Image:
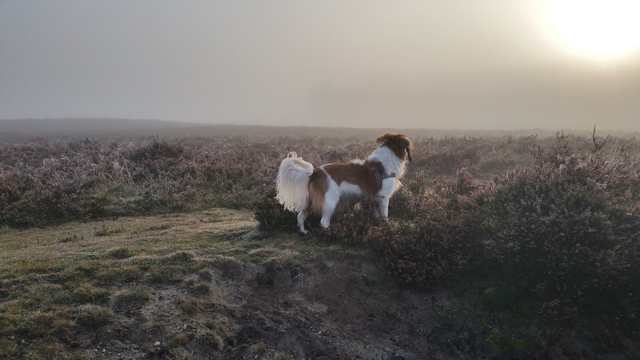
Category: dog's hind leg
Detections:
[
  {"x1": 297, "y1": 210, "x2": 309, "y2": 234},
  {"x1": 320, "y1": 194, "x2": 339, "y2": 229},
  {"x1": 320, "y1": 211, "x2": 333, "y2": 229}
]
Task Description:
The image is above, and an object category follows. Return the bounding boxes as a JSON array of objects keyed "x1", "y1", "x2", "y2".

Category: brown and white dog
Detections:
[{"x1": 276, "y1": 133, "x2": 413, "y2": 233}]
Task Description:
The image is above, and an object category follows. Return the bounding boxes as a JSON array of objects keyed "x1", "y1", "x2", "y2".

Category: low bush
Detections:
[
  {"x1": 486, "y1": 142, "x2": 640, "y2": 330},
  {"x1": 316, "y1": 170, "x2": 488, "y2": 287},
  {"x1": 322, "y1": 196, "x2": 383, "y2": 245},
  {"x1": 253, "y1": 186, "x2": 298, "y2": 231},
  {"x1": 369, "y1": 170, "x2": 488, "y2": 287}
]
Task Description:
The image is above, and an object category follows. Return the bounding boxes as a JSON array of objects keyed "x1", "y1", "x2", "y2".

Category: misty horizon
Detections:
[{"x1": 2, "y1": 1, "x2": 640, "y2": 131}]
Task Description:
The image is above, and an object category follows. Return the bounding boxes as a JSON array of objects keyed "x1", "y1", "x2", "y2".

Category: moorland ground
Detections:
[{"x1": 1, "y1": 120, "x2": 640, "y2": 359}]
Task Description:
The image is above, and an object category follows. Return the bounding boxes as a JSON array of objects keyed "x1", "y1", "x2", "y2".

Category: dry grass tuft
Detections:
[
  {"x1": 71, "y1": 284, "x2": 111, "y2": 304},
  {"x1": 75, "y1": 304, "x2": 115, "y2": 329},
  {"x1": 175, "y1": 295, "x2": 200, "y2": 315},
  {"x1": 199, "y1": 328, "x2": 225, "y2": 350},
  {"x1": 169, "y1": 333, "x2": 193, "y2": 348},
  {"x1": 111, "y1": 285, "x2": 152, "y2": 310},
  {"x1": 254, "y1": 341, "x2": 268, "y2": 356}
]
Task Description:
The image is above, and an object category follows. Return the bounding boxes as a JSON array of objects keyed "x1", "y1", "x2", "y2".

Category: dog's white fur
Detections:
[{"x1": 276, "y1": 134, "x2": 412, "y2": 234}]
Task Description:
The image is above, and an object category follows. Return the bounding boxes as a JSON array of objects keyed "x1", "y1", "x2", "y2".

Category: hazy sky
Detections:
[{"x1": 1, "y1": 1, "x2": 639, "y2": 130}]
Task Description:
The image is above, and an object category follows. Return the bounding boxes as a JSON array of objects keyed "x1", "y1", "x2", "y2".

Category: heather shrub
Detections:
[
  {"x1": 0, "y1": 167, "x2": 111, "y2": 227},
  {"x1": 0, "y1": 136, "x2": 278, "y2": 225},
  {"x1": 486, "y1": 143, "x2": 640, "y2": 329},
  {"x1": 366, "y1": 170, "x2": 488, "y2": 287},
  {"x1": 312, "y1": 170, "x2": 488, "y2": 287},
  {"x1": 253, "y1": 186, "x2": 298, "y2": 231},
  {"x1": 386, "y1": 171, "x2": 430, "y2": 220},
  {"x1": 322, "y1": 196, "x2": 382, "y2": 244}
]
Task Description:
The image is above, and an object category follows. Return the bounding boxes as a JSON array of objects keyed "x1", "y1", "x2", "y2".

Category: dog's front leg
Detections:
[
  {"x1": 378, "y1": 195, "x2": 390, "y2": 218},
  {"x1": 377, "y1": 178, "x2": 400, "y2": 218}
]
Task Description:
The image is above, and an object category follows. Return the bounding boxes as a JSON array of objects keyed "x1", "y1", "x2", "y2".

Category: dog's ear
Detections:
[
  {"x1": 400, "y1": 134, "x2": 413, "y2": 163},
  {"x1": 376, "y1": 133, "x2": 413, "y2": 163}
]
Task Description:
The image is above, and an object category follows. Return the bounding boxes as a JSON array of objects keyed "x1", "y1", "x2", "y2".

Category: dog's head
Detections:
[{"x1": 375, "y1": 133, "x2": 413, "y2": 163}]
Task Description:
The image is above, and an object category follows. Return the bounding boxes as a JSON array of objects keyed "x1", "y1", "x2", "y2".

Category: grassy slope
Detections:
[{"x1": 0, "y1": 209, "x2": 369, "y2": 359}]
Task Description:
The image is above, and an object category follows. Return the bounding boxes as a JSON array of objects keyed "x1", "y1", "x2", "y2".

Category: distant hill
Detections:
[
  {"x1": 0, "y1": 118, "x2": 201, "y2": 141},
  {"x1": 0, "y1": 118, "x2": 632, "y2": 142}
]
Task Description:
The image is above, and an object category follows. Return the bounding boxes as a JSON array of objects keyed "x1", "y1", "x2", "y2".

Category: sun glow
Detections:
[{"x1": 547, "y1": 0, "x2": 640, "y2": 58}]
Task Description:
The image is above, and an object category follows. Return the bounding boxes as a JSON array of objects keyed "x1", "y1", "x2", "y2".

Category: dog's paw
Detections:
[{"x1": 298, "y1": 229, "x2": 309, "y2": 236}]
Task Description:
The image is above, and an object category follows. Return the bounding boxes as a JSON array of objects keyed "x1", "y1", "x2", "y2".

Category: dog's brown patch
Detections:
[
  {"x1": 308, "y1": 169, "x2": 328, "y2": 215},
  {"x1": 375, "y1": 133, "x2": 413, "y2": 163},
  {"x1": 322, "y1": 160, "x2": 386, "y2": 196}
]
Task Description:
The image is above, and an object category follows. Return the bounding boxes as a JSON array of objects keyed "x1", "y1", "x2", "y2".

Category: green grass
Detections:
[
  {"x1": 0, "y1": 206, "x2": 356, "y2": 359},
  {"x1": 0, "y1": 208, "x2": 292, "y2": 359}
]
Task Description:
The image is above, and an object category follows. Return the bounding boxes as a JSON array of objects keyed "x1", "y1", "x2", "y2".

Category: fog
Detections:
[{"x1": 1, "y1": 1, "x2": 639, "y2": 130}]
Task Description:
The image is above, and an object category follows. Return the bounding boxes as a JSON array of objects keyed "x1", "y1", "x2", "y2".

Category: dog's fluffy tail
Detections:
[{"x1": 276, "y1": 152, "x2": 314, "y2": 213}]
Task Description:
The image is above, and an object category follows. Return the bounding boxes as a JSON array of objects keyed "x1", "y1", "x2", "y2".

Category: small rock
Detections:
[{"x1": 154, "y1": 341, "x2": 161, "y2": 346}]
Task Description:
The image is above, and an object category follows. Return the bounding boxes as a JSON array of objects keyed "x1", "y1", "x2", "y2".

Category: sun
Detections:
[{"x1": 547, "y1": 0, "x2": 640, "y2": 58}]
